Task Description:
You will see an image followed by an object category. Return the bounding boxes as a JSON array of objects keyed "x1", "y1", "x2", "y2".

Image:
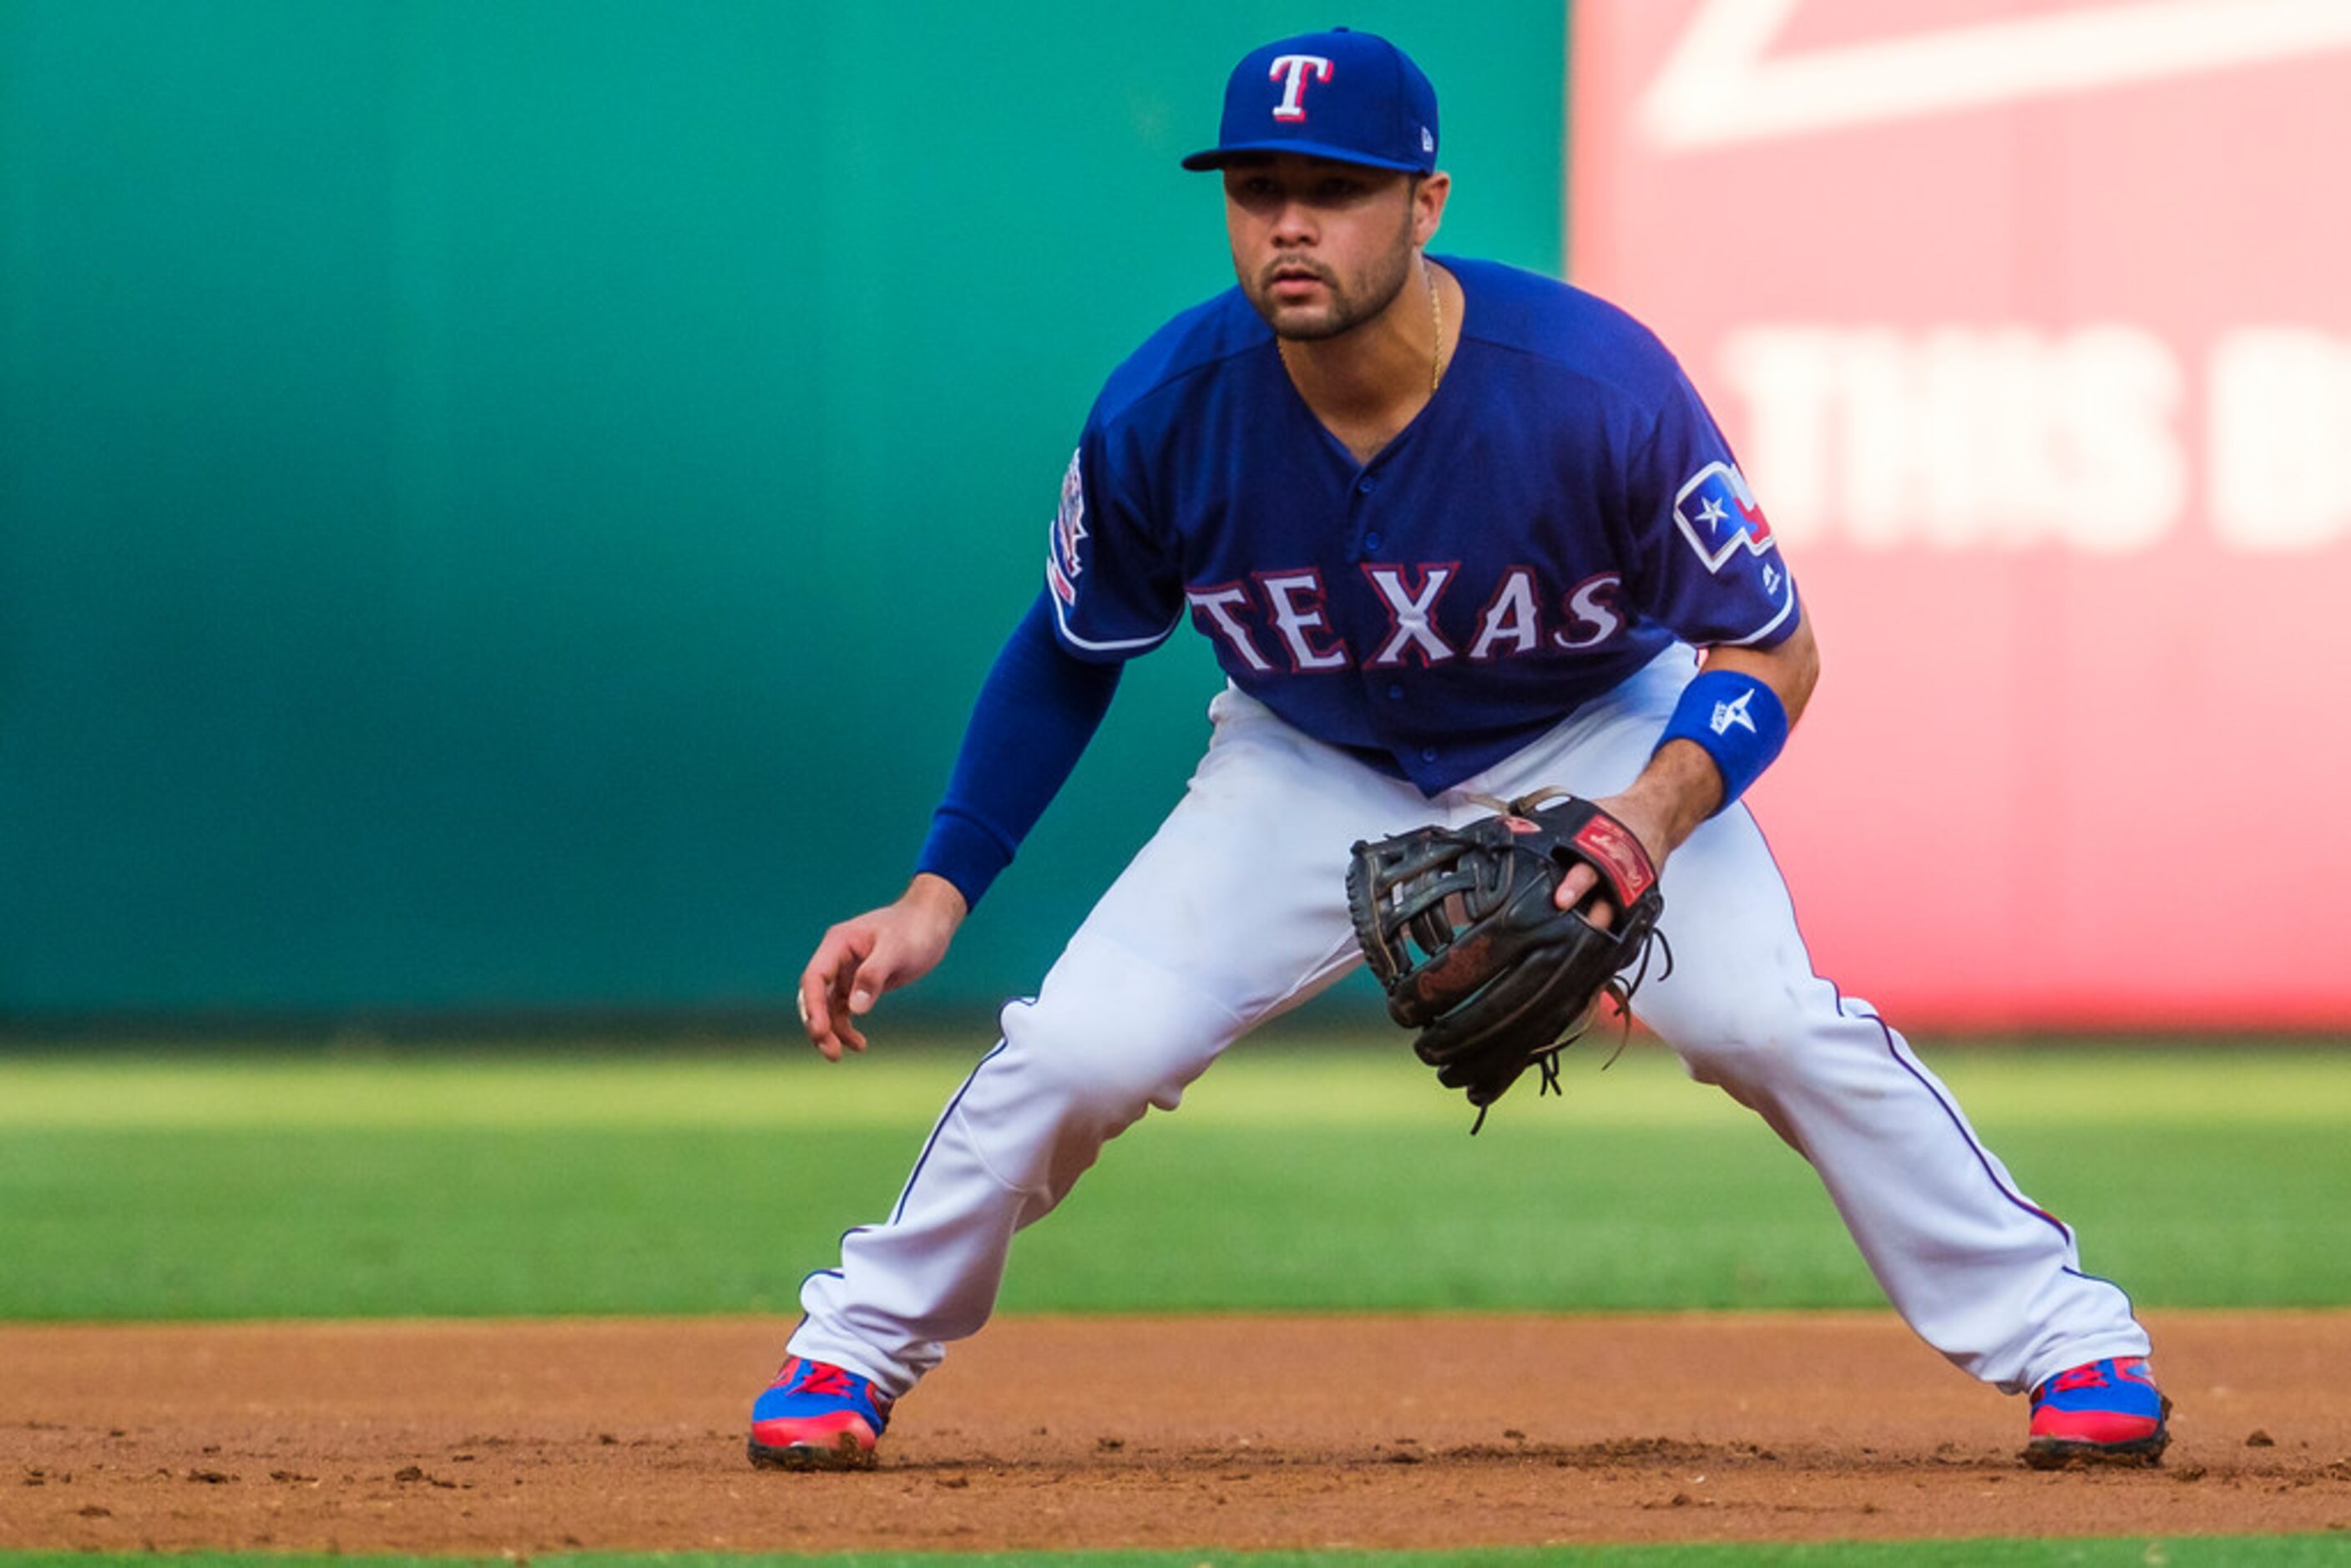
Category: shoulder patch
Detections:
[
  {"x1": 1047, "y1": 448, "x2": 1087, "y2": 606},
  {"x1": 1672, "y1": 460, "x2": 1777, "y2": 573}
]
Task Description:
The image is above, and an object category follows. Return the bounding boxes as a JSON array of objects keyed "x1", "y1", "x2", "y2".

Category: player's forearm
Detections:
[
  {"x1": 903, "y1": 872, "x2": 971, "y2": 928},
  {"x1": 1615, "y1": 613, "x2": 1820, "y2": 860},
  {"x1": 913, "y1": 590, "x2": 1125, "y2": 908},
  {"x1": 1607, "y1": 741, "x2": 1723, "y2": 862},
  {"x1": 1702, "y1": 611, "x2": 1819, "y2": 729}
]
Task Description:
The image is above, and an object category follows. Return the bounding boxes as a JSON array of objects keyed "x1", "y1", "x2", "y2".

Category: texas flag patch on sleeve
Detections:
[{"x1": 1672, "y1": 460, "x2": 1776, "y2": 573}]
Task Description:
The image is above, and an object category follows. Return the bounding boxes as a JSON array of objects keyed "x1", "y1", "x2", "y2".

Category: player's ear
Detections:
[{"x1": 1411, "y1": 170, "x2": 1450, "y2": 247}]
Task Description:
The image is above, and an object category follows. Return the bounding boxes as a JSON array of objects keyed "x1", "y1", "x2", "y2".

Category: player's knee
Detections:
[
  {"x1": 999, "y1": 1016, "x2": 1155, "y2": 1128},
  {"x1": 1653, "y1": 978, "x2": 1818, "y2": 1086},
  {"x1": 995, "y1": 986, "x2": 1218, "y2": 1131}
]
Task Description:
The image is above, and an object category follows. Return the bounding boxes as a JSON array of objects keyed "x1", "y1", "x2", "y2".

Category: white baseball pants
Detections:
[{"x1": 790, "y1": 648, "x2": 2151, "y2": 1398}]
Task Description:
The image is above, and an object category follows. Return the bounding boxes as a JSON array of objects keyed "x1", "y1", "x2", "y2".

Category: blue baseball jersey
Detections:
[{"x1": 1044, "y1": 256, "x2": 1796, "y2": 794}]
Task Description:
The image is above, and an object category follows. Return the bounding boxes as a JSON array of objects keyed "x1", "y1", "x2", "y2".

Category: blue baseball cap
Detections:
[{"x1": 1181, "y1": 28, "x2": 1438, "y2": 175}]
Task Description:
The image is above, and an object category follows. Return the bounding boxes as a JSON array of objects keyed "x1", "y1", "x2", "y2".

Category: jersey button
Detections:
[
  {"x1": 1386, "y1": 684, "x2": 1404, "y2": 701},
  {"x1": 1363, "y1": 531, "x2": 1383, "y2": 552},
  {"x1": 1418, "y1": 746, "x2": 1438, "y2": 763},
  {"x1": 1357, "y1": 475, "x2": 1378, "y2": 493}
]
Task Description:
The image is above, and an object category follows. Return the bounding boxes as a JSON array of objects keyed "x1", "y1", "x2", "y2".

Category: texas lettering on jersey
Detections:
[
  {"x1": 1182, "y1": 565, "x2": 1631, "y2": 674},
  {"x1": 1044, "y1": 458, "x2": 1787, "y2": 680}
]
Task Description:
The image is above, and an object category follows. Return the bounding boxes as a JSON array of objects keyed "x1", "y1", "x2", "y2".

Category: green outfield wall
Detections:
[{"x1": 0, "y1": 0, "x2": 1567, "y2": 1022}]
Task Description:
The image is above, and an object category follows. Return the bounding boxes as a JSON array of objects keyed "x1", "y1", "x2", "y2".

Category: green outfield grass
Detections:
[{"x1": 0, "y1": 1040, "x2": 2347, "y2": 1320}]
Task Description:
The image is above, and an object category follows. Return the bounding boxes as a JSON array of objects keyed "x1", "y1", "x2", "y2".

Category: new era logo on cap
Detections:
[{"x1": 1182, "y1": 28, "x2": 1439, "y2": 175}]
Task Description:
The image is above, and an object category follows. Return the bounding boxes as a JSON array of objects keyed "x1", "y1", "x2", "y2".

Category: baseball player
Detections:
[{"x1": 752, "y1": 28, "x2": 2167, "y2": 1472}]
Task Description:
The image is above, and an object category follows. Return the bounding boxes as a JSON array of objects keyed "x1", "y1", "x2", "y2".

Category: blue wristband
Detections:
[{"x1": 1654, "y1": 670, "x2": 1789, "y2": 812}]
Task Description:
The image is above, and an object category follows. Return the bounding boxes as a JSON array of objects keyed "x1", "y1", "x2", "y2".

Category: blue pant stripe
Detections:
[{"x1": 888, "y1": 1038, "x2": 1010, "y2": 1226}]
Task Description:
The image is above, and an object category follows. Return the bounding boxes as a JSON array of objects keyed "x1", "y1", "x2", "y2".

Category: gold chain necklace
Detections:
[{"x1": 1425, "y1": 259, "x2": 1443, "y2": 393}]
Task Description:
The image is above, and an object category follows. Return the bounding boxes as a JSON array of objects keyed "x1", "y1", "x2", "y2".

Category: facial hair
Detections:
[{"x1": 1249, "y1": 206, "x2": 1418, "y2": 342}]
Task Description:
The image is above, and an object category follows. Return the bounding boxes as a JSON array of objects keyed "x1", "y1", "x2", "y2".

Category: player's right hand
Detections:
[{"x1": 797, "y1": 873, "x2": 970, "y2": 1060}]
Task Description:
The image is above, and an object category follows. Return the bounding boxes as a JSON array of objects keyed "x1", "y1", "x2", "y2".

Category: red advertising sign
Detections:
[{"x1": 1571, "y1": 0, "x2": 2351, "y2": 1026}]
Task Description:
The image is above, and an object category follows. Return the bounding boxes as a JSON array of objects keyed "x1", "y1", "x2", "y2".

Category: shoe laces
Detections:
[
  {"x1": 791, "y1": 1361, "x2": 857, "y2": 1398},
  {"x1": 2049, "y1": 1363, "x2": 2110, "y2": 1395}
]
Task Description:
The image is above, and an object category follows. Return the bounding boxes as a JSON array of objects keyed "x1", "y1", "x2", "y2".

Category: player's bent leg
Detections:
[
  {"x1": 762, "y1": 945, "x2": 1235, "y2": 1470},
  {"x1": 1483, "y1": 652, "x2": 2166, "y2": 1463},
  {"x1": 1626, "y1": 806, "x2": 2157, "y2": 1419},
  {"x1": 788, "y1": 930, "x2": 1246, "y2": 1397},
  {"x1": 772, "y1": 688, "x2": 1418, "y2": 1458}
]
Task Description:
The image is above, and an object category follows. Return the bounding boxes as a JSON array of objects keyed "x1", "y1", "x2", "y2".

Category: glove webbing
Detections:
[{"x1": 1468, "y1": 926, "x2": 1674, "y2": 1134}]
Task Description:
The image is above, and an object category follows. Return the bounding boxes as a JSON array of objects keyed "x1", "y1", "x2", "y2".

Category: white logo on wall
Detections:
[
  {"x1": 1642, "y1": 0, "x2": 2351, "y2": 149},
  {"x1": 1716, "y1": 324, "x2": 2351, "y2": 554}
]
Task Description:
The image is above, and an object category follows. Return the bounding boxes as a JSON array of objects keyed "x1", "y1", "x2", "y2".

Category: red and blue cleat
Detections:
[
  {"x1": 748, "y1": 1356, "x2": 894, "y2": 1470},
  {"x1": 2024, "y1": 1355, "x2": 2171, "y2": 1469}
]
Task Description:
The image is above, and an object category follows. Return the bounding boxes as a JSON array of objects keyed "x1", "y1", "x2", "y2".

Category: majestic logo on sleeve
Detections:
[
  {"x1": 1046, "y1": 448, "x2": 1087, "y2": 607},
  {"x1": 1673, "y1": 460, "x2": 1777, "y2": 572},
  {"x1": 1269, "y1": 54, "x2": 1334, "y2": 121}
]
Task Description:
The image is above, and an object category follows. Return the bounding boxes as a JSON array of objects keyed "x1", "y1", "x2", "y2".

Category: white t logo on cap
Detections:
[{"x1": 1268, "y1": 54, "x2": 1333, "y2": 122}]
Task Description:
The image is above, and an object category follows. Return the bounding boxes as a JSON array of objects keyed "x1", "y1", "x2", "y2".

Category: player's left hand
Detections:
[
  {"x1": 1551, "y1": 769, "x2": 1710, "y2": 918},
  {"x1": 1348, "y1": 791, "x2": 1669, "y2": 1130},
  {"x1": 1551, "y1": 798, "x2": 1666, "y2": 926}
]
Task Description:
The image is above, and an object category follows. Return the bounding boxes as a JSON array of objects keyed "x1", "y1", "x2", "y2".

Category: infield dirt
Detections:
[{"x1": 4, "y1": 1313, "x2": 2348, "y2": 1551}]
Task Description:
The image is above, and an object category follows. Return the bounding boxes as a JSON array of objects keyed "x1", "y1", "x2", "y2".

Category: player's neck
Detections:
[{"x1": 1278, "y1": 258, "x2": 1458, "y2": 463}]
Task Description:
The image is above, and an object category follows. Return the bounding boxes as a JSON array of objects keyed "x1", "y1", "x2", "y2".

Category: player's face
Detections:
[{"x1": 1222, "y1": 155, "x2": 1443, "y2": 341}]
